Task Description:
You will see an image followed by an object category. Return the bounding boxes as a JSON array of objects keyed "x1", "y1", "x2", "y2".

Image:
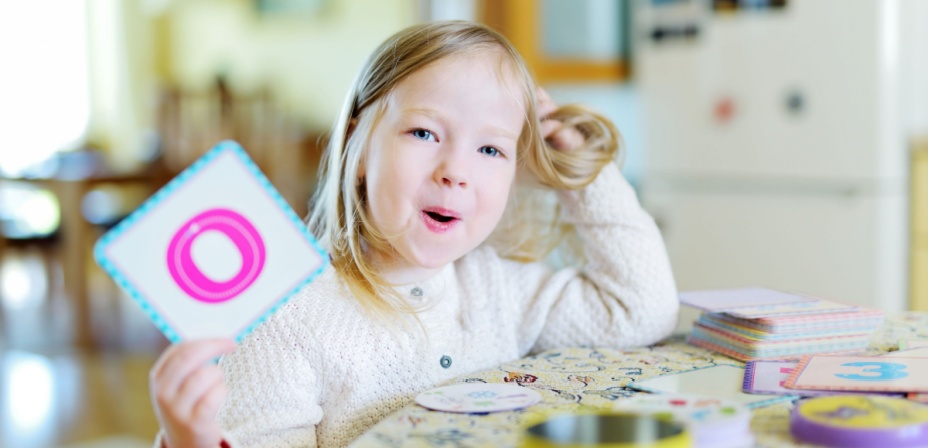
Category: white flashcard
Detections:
[
  {"x1": 94, "y1": 141, "x2": 328, "y2": 343},
  {"x1": 723, "y1": 298, "x2": 857, "y2": 319},
  {"x1": 899, "y1": 340, "x2": 928, "y2": 350},
  {"x1": 679, "y1": 287, "x2": 815, "y2": 313},
  {"x1": 627, "y1": 365, "x2": 795, "y2": 409},
  {"x1": 785, "y1": 355, "x2": 928, "y2": 393}
]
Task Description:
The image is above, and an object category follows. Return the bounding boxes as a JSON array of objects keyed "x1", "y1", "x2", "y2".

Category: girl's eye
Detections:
[
  {"x1": 411, "y1": 129, "x2": 436, "y2": 141},
  {"x1": 478, "y1": 146, "x2": 501, "y2": 157}
]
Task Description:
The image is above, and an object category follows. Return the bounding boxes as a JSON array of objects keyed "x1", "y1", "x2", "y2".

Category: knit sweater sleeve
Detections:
[
  {"x1": 507, "y1": 162, "x2": 679, "y2": 354},
  {"x1": 215, "y1": 301, "x2": 323, "y2": 447}
]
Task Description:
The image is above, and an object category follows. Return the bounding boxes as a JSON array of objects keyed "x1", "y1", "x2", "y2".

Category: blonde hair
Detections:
[{"x1": 307, "y1": 20, "x2": 621, "y2": 320}]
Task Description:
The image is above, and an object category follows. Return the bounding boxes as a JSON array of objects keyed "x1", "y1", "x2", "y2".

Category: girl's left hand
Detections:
[{"x1": 537, "y1": 87, "x2": 584, "y2": 152}]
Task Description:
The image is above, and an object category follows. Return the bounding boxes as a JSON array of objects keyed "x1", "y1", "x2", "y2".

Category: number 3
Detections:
[{"x1": 835, "y1": 362, "x2": 909, "y2": 381}]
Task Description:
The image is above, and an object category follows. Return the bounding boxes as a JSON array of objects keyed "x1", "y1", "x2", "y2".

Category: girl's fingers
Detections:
[
  {"x1": 172, "y1": 364, "x2": 225, "y2": 418},
  {"x1": 537, "y1": 87, "x2": 583, "y2": 151},
  {"x1": 192, "y1": 377, "x2": 229, "y2": 423},
  {"x1": 541, "y1": 119, "x2": 561, "y2": 139},
  {"x1": 151, "y1": 339, "x2": 235, "y2": 405},
  {"x1": 542, "y1": 119, "x2": 585, "y2": 152},
  {"x1": 536, "y1": 87, "x2": 557, "y2": 118}
]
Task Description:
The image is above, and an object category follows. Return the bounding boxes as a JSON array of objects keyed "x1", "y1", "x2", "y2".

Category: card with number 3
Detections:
[
  {"x1": 94, "y1": 141, "x2": 328, "y2": 343},
  {"x1": 784, "y1": 355, "x2": 928, "y2": 393}
]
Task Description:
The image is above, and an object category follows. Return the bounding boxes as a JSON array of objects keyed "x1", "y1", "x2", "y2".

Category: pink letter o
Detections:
[{"x1": 166, "y1": 208, "x2": 266, "y2": 303}]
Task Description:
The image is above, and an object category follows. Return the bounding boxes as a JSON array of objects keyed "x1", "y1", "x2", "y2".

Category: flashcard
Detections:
[
  {"x1": 742, "y1": 360, "x2": 806, "y2": 396},
  {"x1": 679, "y1": 287, "x2": 815, "y2": 313},
  {"x1": 627, "y1": 365, "x2": 795, "y2": 409},
  {"x1": 899, "y1": 340, "x2": 928, "y2": 350},
  {"x1": 742, "y1": 360, "x2": 892, "y2": 397},
  {"x1": 884, "y1": 349, "x2": 928, "y2": 403},
  {"x1": 883, "y1": 347, "x2": 928, "y2": 358},
  {"x1": 784, "y1": 355, "x2": 928, "y2": 393},
  {"x1": 723, "y1": 298, "x2": 857, "y2": 319},
  {"x1": 94, "y1": 141, "x2": 328, "y2": 343}
]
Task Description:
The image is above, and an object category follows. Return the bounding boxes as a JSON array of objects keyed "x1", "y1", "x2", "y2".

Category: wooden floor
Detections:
[{"x1": 0, "y1": 248, "x2": 167, "y2": 448}]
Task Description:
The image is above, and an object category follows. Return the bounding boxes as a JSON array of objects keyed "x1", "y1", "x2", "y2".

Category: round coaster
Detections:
[
  {"x1": 616, "y1": 394, "x2": 753, "y2": 448},
  {"x1": 790, "y1": 395, "x2": 928, "y2": 448},
  {"x1": 415, "y1": 383, "x2": 541, "y2": 413}
]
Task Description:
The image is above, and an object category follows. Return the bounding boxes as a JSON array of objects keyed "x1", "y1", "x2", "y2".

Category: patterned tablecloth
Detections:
[{"x1": 350, "y1": 312, "x2": 928, "y2": 448}]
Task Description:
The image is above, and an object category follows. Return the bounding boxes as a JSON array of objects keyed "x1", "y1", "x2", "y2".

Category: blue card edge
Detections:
[
  {"x1": 93, "y1": 140, "x2": 330, "y2": 344},
  {"x1": 625, "y1": 364, "x2": 798, "y2": 409}
]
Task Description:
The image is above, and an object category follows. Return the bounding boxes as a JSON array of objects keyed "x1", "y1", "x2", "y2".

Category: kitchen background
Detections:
[{"x1": 1, "y1": 0, "x2": 927, "y2": 446}]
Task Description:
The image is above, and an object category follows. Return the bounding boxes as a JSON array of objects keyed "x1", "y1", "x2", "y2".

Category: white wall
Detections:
[
  {"x1": 545, "y1": 83, "x2": 644, "y2": 188},
  {"x1": 901, "y1": 0, "x2": 928, "y2": 136},
  {"x1": 165, "y1": 0, "x2": 419, "y2": 131}
]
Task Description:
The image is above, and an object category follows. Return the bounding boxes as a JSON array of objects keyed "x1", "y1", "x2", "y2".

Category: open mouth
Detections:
[
  {"x1": 425, "y1": 211, "x2": 455, "y2": 223},
  {"x1": 421, "y1": 208, "x2": 460, "y2": 232}
]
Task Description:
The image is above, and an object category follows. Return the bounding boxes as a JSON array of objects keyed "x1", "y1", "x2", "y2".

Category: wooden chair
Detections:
[{"x1": 155, "y1": 77, "x2": 323, "y2": 218}]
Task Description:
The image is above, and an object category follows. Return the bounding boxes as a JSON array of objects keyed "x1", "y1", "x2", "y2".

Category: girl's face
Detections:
[{"x1": 360, "y1": 51, "x2": 525, "y2": 284}]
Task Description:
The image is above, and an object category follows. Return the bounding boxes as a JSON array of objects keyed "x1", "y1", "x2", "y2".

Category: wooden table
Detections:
[
  {"x1": 0, "y1": 172, "x2": 159, "y2": 348},
  {"x1": 351, "y1": 313, "x2": 928, "y2": 448}
]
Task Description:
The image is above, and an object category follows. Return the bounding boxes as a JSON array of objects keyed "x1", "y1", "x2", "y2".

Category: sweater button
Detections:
[
  {"x1": 439, "y1": 355, "x2": 452, "y2": 369},
  {"x1": 411, "y1": 287, "x2": 423, "y2": 298}
]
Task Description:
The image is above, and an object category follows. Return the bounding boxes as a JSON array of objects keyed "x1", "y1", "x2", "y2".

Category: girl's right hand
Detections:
[
  {"x1": 150, "y1": 338, "x2": 236, "y2": 448},
  {"x1": 537, "y1": 87, "x2": 584, "y2": 152}
]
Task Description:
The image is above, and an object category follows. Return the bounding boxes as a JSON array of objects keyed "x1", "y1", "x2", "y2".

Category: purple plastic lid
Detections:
[{"x1": 790, "y1": 396, "x2": 928, "y2": 448}]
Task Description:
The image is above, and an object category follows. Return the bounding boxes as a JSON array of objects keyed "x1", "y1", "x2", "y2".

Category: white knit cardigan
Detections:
[{"x1": 154, "y1": 163, "x2": 679, "y2": 448}]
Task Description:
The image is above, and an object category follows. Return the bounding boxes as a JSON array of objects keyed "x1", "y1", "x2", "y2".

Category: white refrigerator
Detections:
[{"x1": 634, "y1": 0, "x2": 928, "y2": 314}]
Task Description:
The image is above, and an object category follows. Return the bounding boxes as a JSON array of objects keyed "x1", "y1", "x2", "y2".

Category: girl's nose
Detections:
[
  {"x1": 438, "y1": 168, "x2": 468, "y2": 188},
  {"x1": 435, "y1": 149, "x2": 470, "y2": 188}
]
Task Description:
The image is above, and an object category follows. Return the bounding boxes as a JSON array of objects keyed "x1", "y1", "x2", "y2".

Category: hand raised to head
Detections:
[{"x1": 537, "y1": 87, "x2": 585, "y2": 152}]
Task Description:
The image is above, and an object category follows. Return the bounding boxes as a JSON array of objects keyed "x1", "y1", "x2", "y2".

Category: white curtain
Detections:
[
  {"x1": 86, "y1": 0, "x2": 158, "y2": 172},
  {"x1": 0, "y1": 0, "x2": 157, "y2": 176}
]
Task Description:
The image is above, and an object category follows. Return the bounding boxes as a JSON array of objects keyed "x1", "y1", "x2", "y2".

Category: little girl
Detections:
[{"x1": 149, "y1": 20, "x2": 678, "y2": 448}]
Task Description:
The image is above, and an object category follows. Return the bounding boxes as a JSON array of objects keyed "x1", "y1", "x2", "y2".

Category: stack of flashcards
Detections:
[{"x1": 680, "y1": 288, "x2": 883, "y2": 362}]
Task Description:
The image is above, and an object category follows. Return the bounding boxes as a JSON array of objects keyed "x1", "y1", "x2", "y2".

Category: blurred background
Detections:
[{"x1": 1, "y1": 0, "x2": 927, "y2": 446}]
